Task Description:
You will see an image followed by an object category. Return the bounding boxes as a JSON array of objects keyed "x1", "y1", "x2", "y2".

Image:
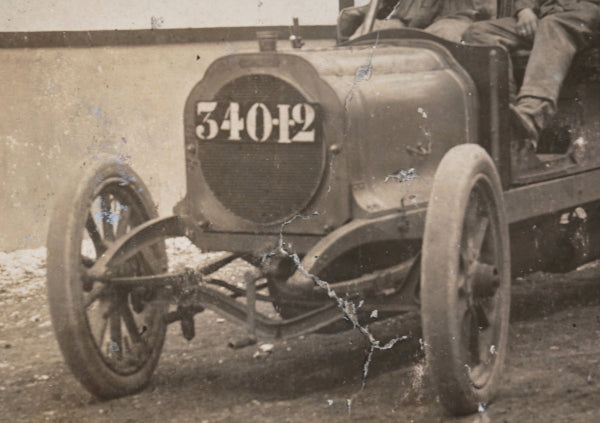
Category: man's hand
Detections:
[{"x1": 516, "y1": 8, "x2": 538, "y2": 39}]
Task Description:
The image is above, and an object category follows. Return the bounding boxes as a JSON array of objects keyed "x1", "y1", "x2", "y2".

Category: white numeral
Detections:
[
  {"x1": 196, "y1": 102, "x2": 219, "y2": 140},
  {"x1": 220, "y1": 102, "x2": 244, "y2": 141},
  {"x1": 247, "y1": 103, "x2": 273, "y2": 142},
  {"x1": 277, "y1": 104, "x2": 291, "y2": 143},
  {"x1": 291, "y1": 103, "x2": 315, "y2": 142}
]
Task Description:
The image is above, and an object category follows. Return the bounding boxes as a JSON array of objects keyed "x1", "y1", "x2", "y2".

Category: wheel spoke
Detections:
[
  {"x1": 460, "y1": 308, "x2": 479, "y2": 366},
  {"x1": 459, "y1": 205, "x2": 493, "y2": 369},
  {"x1": 473, "y1": 301, "x2": 491, "y2": 331},
  {"x1": 462, "y1": 188, "x2": 490, "y2": 262},
  {"x1": 99, "y1": 317, "x2": 109, "y2": 347},
  {"x1": 84, "y1": 284, "x2": 108, "y2": 309},
  {"x1": 469, "y1": 216, "x2": 489, "y2": 259},
  {"x1": 468, "y1": 309, "x2": 481, "y2": 365},
  {"x1": 463, "y1": 192, "x2": 481, "y2": 244},
  {"x1": 120, "y1": 302, "x2": 143, "y2": 344},
  {"x1": 116, "y1": 204, "x2": 132, "y2": 237},
  {"x1": 86, "y1": 213, "x2": 106, "y2": 255},
  {"x1": 100, "y1": 195, "x2": 115, "y2": 242},
  {"x1": 87, "y1": 299, "x2": 110, "y2": 345},
  {"x1": 457, "y1": 272, "x2": 469, "y2": 303},
  {"x1": 459, "y1": 287, "x2": 492, "y2": 369},
  {"x1": 109, "y1": 306, "x2": 122, "y2": 358}
]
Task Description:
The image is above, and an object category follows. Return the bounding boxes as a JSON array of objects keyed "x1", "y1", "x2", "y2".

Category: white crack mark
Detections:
[
  {"x1": 326, "y1": 146, "x2": 339, "y2": 195},
  {"x1": 344, "y1": 32, "x2": 380, "y2": 111},
  {"x1": 385, "y1": 168, "x2": 418, "y2": 183},
  {"x1": 385, "y1": 1, "x2": 405, "y2": 20},
  {"x1": 406, "y1": 107, "x2": 433, "y2": 156},
  {"x1": 264, "y1": 209, "x2": 409, "y2": 399}
]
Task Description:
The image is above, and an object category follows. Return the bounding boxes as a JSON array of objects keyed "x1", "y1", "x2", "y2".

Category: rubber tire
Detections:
[
  {"x1": 47, "y1": 156, "x2": 168, "y2": 399},
  {"x1": 421, "y1": 144, "x2": 510, "y2": 415}
]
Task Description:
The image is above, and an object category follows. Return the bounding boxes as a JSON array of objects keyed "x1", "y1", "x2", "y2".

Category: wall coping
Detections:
[{"x1": 0, "y1": 25, "x2": 337, "y2": 49}]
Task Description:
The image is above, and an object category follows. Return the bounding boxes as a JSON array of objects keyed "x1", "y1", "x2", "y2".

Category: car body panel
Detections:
[{"x1": 178, "y1": 35, "x2": 477, "y2": 241}]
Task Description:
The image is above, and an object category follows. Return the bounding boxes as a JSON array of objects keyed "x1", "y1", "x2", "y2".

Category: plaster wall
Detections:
[{"x1": 0, "y1": 39, "x2": 334, "y2": 250}]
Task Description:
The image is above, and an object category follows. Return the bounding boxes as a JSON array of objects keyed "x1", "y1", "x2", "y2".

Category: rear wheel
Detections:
[
  {"x1": 47, "y1": 158, "x2": 168, "y2": 399},
  {"x1": 421, "y1": 145, "x2": 510, "y2": 415}
]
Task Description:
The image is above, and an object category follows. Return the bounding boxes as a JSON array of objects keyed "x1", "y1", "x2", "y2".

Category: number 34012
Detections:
[{"x1": 195, "y1": 101, "x2": 319, "y2": 143}]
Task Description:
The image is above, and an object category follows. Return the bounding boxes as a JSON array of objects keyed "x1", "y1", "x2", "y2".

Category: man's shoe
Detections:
[
  {"x1": 512, "y1": 140, "x2": 543, "y2": 171},
  {"x1": 510, "y1": 104, "x2": 538, "y2": 149},
  {"x1": 510, "y1": 105, "x2": 542, "y2": 171}
]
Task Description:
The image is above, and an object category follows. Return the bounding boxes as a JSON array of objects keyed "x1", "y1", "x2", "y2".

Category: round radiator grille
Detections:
[{"x1": 196, "y1": 75, "x2": 325, "y2": 224}]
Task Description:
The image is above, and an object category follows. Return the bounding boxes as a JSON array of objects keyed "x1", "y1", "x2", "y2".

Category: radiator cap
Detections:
[{"x1": 257, "y1": 30, "x2": 278, "y2": 52}]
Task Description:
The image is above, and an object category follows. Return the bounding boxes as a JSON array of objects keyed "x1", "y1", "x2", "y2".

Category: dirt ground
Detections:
[{"x1": 1, "y1": 241, "x2": 600, "y2": 423}]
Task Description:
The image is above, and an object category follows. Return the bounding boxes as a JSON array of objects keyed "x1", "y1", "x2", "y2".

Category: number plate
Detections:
[{"x1": 195, "y1": 101, "x2": 320, "y2": 143}]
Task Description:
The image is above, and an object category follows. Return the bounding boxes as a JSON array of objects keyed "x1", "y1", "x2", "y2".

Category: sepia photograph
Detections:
[{"x1": 1, "y1": 0, "x2": 600, "y2": 421}]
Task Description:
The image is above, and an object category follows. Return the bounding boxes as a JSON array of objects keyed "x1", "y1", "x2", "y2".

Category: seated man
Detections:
[
  {"x1": 338, "y1": 0, "x2": 494, "y2": 43},
  {"x1": 463, "y1": 0, "x2": 600, "y2": 155}
]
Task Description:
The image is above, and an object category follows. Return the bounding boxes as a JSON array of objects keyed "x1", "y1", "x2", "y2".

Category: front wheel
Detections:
[
  {"x1": 47, "y1": 157, "x2": 168, "y2": 399},
  {"x1": 421, "y1": 145, "x2": 510, "y2": 415}
]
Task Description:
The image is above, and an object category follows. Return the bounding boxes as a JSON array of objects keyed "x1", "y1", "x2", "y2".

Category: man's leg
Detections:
[
  {"x1": 462, "y1": 17, "x2": 532, "y2": 100},
  {"x1": 426, "y1": 15, "x2": 474, "y2": 43},
  {"x1": 517, "y1": 5, "x2": 600, "y2": 137},
  {"x1": 462, "y1": 17, "x2": 526, "y2": 52},
  {"x1": 426, "y1": 6, "x2": 491, "y2": 43}
]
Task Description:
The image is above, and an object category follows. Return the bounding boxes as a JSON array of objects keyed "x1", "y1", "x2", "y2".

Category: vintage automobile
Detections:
[{"x1": 46, "y1": 0, "x2": 600, "y2": 416}]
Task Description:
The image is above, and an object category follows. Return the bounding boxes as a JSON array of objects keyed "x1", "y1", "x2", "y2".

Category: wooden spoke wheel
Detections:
[
  {"x1": 47, "y1": 158, "x2": 168, "y2": 399},
  {"x1": 421, "y1": 145, "x2": 510, "y2": 415}
]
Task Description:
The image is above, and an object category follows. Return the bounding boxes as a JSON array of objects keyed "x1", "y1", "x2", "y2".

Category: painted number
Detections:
[
  {"x1": 291, "y1": 103, "x2": 316, "y2": 142},
  {"x1": 196, "y1": 102, "x2": 219, "y2": 140},
  {"x1": 246, "y1": 103, "x2": 273, "y2": 142},
  {"x1": 220, "y1": 102, "x2": 244, "y2": 141},
  {"x1": 195, "y1": 101, "x2": 317, "y2": 143}
]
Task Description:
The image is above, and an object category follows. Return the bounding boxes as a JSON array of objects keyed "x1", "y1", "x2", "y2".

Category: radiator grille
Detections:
[{"x1": 196, "y1": 75, "x2": 324, "y2": 224}]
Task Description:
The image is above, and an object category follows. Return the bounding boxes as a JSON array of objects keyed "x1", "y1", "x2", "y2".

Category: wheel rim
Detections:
[
  {"x1": 456, "y1": 176, "x2": 504, "y2": 389},
  {"x1": 80, "y1": 178, "x2": 165, "y2": 376}
]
